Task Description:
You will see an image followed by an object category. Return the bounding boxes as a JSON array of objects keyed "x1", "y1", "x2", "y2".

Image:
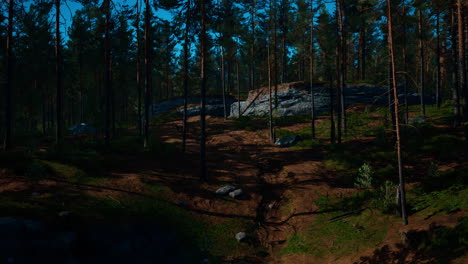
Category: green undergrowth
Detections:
[
  {"x1": 282, "y1": 206, "x2": 391, "y2": 258},
  {"x1": 406, "y1": 217, "x2": 468, "y2": 263},
  {"x1": 409, "y1": 186, "x2": 468, "y2": 219},
  {"x1": 0, "y1": 182, "x2": 258, "y2": 261},
  {"x1": 232, "y1": 116, "x2": 263, "y2": 131}
]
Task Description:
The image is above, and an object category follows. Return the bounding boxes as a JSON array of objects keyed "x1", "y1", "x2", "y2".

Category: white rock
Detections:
[
  {"x1": 229, "y1": 189, "x2": 243, "y2": 199},
  {"x1": 215, "y1": 185, "x2": 237, "y2": 195},
  {"x1": 235, "y1": 232, "x2": 247, "y2": 242}
]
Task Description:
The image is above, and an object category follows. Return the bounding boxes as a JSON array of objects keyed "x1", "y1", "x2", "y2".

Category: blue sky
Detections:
[{"x1": 24, "y1": 0, "x2": 334, "y2": 38}]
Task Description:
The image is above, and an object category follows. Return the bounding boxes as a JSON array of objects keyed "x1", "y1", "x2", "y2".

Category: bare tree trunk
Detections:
[
  {"x1": 329, "y1": 70, "x2": 336, "y2": 144},
  {"x1": 250, "y1": 0, "x2": 256, "y2": 91},
  {"x1": 268, "y1": 0, "x2": 275, "y2": 143},
  {"x1": 221, "y1": 46, "x2": 227, "y2": 120},
  {"x1": 200, "y1": 0, "x2": 208, "y2": 181},
  {"x1": 336, "y1": 0, "x2": 346, "y2": 135},
  {"x1": 436, "y1": 9, "x2": 442, "y2": 108},
  {"x1": 79, "y1": 50, "x2": 84, "y2": 123},
  {"x1": 55, "y1": 0, "x2": 63, "y2": 146},
  {"x1": 104, "y1": 0, "x2": 111, "y2": 147},
  {"x1": 182, "y1": 0, "x2": 191, "y2": 153},
  {"x1": 144, "y1": 0, "x2": 152, "y2": 149},
  {"x1": 281, "y1": 0, "x2": 288, "y2": 84},
  {"x1": 457, "y1": 0, "x2": 468, "y2": 143},
  {"x1": 335, "y1": 0, "x2": 343, "y2": 143},
  {"x1": 236, "y1": 40, "x2": 241, "y2": 117},
  {"x1": 3, "y1": 0, "x2": 14, "y2": 150},
  {"x1": 136, "y1": 0, "x2": 142, "y2": 136},
  {"x1": 310, "y1": 0, "x2": 315, "y2": 139},
  {"x1": 451, "y1": 1, "x2": 461, "y2": 127},
  {"x1": 387, "y1": 0, "x2": 408, "y2": 226},
  {"x1": 273, "y1": 0, "x2": 279, "y2": 109},
  {"x1": 402, "y1": 2, "x2": 409, "y2": 124},
  {"x1": 418, "y1": 8, "x2": 426, "y2": 118}
]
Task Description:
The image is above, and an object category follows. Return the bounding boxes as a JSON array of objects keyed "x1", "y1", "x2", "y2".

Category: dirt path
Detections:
[{"x1": 140, "y1": 116, "x2": 357, "y2": 262}]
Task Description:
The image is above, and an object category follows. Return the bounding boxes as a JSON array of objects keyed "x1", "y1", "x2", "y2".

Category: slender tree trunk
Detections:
[
  {"x1": 418, "y1": 8, "x2": 426, "y2": 118},
  {"x1": 182, "y1": 0, "x2": 191, "y2": 153},
  {"x1": 221, "y1": 46, "x2": 227, "y2": 119},
  {"x1": 310, "y1": 0, "x2": 315, "y2": 139},
  {"x1": 273, "y1": 0, "x2": 279, "y2": 109},
  {"x1": 55, "y1": 0, "x2": 63, "y2": 146},
  {"x1": 236, "y1": 42, "x2": 241, "y2": 117},
  {"x1": 337, "y1": 0, "x2": 346, "y2": 135},
  {"x1": 452, "y1": 2, "x2": 461, "y2": 127},
  {"x1": 250, "y1": 0, "x2": 256, "y2": 91},
  {"x1": 281, "y1": 0, "x2": 288, "y2": 84},
  {"x1": 335, "y1": 0, "x2": 343, "y2": 143},
  {"x1": 144, "y1": 0, "x2": 152, "y2": 148},
  {"x1": 79, "y1": 50, "x2": 84, "y2": 123},
  {"x1": 104, "y1": 0, "x2": 111, "y2": 147},
  {"x1": 329, "y1": 70, "x2": 336, "y2": 144},
  {"x1": 3, "y1": 0, "x2": 14, "y2": 150},
  {"x1": 457, "y1": 0, "x2": 468, "y2": 143},
  {"x1": 268, "y1": 0, "x2": 275, "y2": 143},
  {"x1": 436, "y1": 9, "x2": 442, "y2": 108},
  {"x1": 200, "y1": 0, "x2": 208, "y2": 181},
  {"x1": 268, "y1": 37, "x2": 274, "y2": 143},
  {"x1": 110, "y1": 55, "x2": 115, "y2": 138},
  {"x1": 136, "y1": 0, "x2": 142, "y2": 136},
  {"x1": 387, "y1": 0, "x2": 408, "y2": 226},
  {"x1": 402, "y1": 2, "x2": 409, "y2": 124}
]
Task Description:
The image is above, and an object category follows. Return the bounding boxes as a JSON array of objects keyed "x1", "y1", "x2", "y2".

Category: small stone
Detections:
[
  {"x1": 229, "y1": 189, "x2": 243, "y2": 199},
  {"x1": 215, "y1": 185, "x2": 237, "y2": 195},
  {"x1": 268, "y1": 203, "x2": 275, "y2": 209},
  {"x1": 58, "y1": 211, "x2": 70, "y2": 217},
  {"x1": 201, "y1": 258, "x2": 210, "y2": 264},
  {"x1": 235, "y1": 232, "x2": 247, "y2": 242}
]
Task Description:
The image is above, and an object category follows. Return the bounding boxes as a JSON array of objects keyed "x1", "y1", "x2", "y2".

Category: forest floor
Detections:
[{"x1": 0, "y1": 103, "x2": 467, "y2": 263}]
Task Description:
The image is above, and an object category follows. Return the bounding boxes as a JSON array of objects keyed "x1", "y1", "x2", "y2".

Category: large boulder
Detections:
[
  {"x1": 150, "y1": 97, "x2": 236, "y2": 117},
  {"x1": 231, "y1": 82, "x2": 433, "y2": 118},
  {"x1": 178, "y1": 104, "x2": 226, "y2": 118}
]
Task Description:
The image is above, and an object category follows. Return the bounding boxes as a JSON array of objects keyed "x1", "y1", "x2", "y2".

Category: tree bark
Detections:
[
  {"x1": 457, "y1": 0, "x2": 468, "y2": 143},
  {"x1": 310, "y1": 0, "x2": 315, "y2": 139},
  {"x1": 268, "y1": 0, "x2": 275, "y2": 143},
  {"x1": 55, "y1": 0, "x2": 63, "y2": 146},
  {"x1": 182, "y1": 0, "x2": 191, "y2": 153},
  {"x1": 336, "y1": 0, "x2": 346, "y2": 135},
  {"x1": 200, "y1": 0, "x2": 208, "y2": 181},
  {"x1": 3, "y1": 0, "x2": 13, "y2": 150},
  {"x1": 273, "y1": 0, "x2": 279, "y2": 109},
  {"x1": 136, "y1": 0, "x2": 142, "y2": 136},
  {"x1": 387, "y1": 0, "x2": 408, "y2": 226},
  {"x1": 250, "y1": 0, "x2": 256, "y2": 91},
  {"x1": 418, "y1": 8, "x2": 426, "y2": 118},
  {"x1": 436, "y1": 9, "x2": 442, "y2": 108},
  {"x1": 104, "y1": 0, "x2": 111, "y2": 147},
  {"x1": 329, "y1": 69, "x2": 336, "y2": 144},
  {"x1": 221, "y1": 46, "x2": 227, "y2": 120},
  {"x1": 144, "y1": 0, "x2": 152, "y2": 149},
  {"x1": 402, "y1": 2, "x2": 409, "y2": 124}
]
